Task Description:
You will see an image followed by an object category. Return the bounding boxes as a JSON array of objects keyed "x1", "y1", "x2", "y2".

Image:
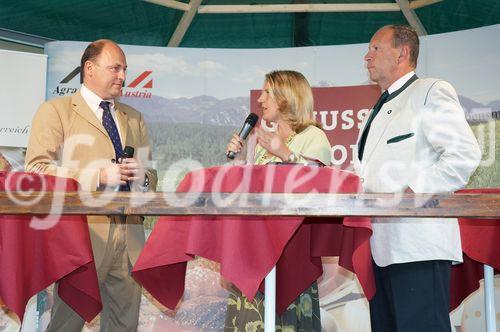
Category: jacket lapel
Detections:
[
  {"x1": 361, "y1": 75, "x2": 419, "y2": 165},
  {"x1": 114, "y1": 102, "x2": 129, "y2": 146},
  {"x1": 362, "y1": 100, "x2": 401, "y2": 164},
  {"x1": 71, "y1": 91, "x2": 109, "y2": 137}
]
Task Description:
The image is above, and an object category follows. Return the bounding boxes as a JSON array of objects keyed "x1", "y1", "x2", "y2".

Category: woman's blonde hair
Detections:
[{"x1": 265, "y1": 70, "x2": 320, "y2": 133}]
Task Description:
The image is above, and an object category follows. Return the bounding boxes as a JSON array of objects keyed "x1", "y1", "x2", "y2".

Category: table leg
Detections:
[
  {"x1": 20, "y1": 295, "x2": 38, "y2": 332},
  {"x1": 264, "y1": 266, "x2": 276, "y2": 332},
  {"x1": 484, "y1": 264, "x2": 497, "y2": 332}
]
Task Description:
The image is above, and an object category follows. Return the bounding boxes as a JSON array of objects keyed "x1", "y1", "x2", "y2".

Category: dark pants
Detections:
[{"x1": 369, "y1": 260, "x2": 452, "y2": 332}]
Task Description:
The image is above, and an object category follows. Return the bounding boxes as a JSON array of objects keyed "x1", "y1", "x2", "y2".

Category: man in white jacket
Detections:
[{"x1": 354, "y1": 25, "x2": 481, "y2": 331}]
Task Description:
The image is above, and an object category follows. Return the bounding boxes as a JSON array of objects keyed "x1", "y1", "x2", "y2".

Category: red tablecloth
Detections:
[
  {"x1": 132, "y1": 165, "x2": 373, "y2": 314},
  {"x1": 450, "y1": 188, "x2": 500, "y2": 310},
  {"x1": 0, "y1": 172, "x2": 102, "y2": 322}
]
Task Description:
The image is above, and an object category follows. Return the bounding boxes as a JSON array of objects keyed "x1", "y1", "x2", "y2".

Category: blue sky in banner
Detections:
[
  {"x1": 421, "y1": 24, "x2": 500, "y2": 104},
  {"x1": 46, "y1": 24, "x2": 500, "y2": 105}
]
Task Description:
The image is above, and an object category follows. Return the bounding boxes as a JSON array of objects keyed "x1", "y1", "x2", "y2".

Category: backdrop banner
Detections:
[
  {"x1": 19, "y1": 23, "x2": 497, "y2": 331},
  {"x1": 0, "y1": 50, "x2": 46, "y2": 147}
]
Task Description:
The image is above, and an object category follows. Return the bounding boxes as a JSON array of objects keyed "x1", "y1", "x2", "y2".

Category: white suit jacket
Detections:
[{"x1": 354, "y1": 77, "x2": 481, "y2": 266}]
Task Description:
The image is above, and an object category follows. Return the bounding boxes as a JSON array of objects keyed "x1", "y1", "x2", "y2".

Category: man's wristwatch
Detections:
[
  {"x1": 287, "y1": 152, "x2": 298, "y2": 163},
  {"x1": 138, "y1": 174, "x2": 149, "y2": 192}
]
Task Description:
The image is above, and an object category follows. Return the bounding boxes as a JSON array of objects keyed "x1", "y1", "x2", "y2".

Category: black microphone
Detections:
[
  {"x1": 123, "y1": 146, "x2": 134, "y2": 159},
  {"x1": 227, "y1": 113, "x2": 259, "y2": 160},
  {"x1": 120, "y1": 146, "x2": 134, "y2": 191}
]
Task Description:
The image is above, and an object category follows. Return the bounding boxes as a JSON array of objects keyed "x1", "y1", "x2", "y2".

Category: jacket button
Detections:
[{"x1": 360, "y1": 177, "x2": 365, "y2": 183}]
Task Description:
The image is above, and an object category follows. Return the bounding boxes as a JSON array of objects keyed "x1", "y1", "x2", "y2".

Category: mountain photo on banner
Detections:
[{"x1": 120, "y1": 94, "x2": 246, "y2": 173}]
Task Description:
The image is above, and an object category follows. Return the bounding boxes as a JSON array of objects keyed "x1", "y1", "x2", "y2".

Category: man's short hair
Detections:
[
  {"x1": 80, "y1": 40, "x2": 108, "y2": 83},
  {"x1": 388, "y1": 24, "x2": 419, "y2": 68}
]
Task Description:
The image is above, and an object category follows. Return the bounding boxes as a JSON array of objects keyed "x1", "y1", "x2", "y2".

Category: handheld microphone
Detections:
[
  {"x1": 227, "y1": 113, "x2": 259, "y2": 160},
  {"x1": 123, "y1": 146, "x2": 135, "y2": 159},
  {"x1": 120, "y1": 146, "x2": 134, "y2": 191}
]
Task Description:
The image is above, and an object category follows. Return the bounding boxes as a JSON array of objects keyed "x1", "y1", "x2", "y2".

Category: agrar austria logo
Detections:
[
  {"x1": 52, "y1": 67, "x2": 153, "y2": 98},
  {"x1": 52, "y1": 67, "x2": 80, "y2": 96},
  {"x1": 121, "y1": 70, "x2": 153, "y2": 98}
]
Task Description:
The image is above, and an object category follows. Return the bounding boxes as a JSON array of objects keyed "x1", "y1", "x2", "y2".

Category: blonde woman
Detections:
[{"x1": 225, "y1": 70, "x2": 331, "y2": 331}]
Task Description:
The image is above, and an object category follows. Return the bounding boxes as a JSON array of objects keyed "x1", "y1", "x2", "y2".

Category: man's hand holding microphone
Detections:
[{"x1": 99, "y1": 146, "x2": 145, "y2": 189}]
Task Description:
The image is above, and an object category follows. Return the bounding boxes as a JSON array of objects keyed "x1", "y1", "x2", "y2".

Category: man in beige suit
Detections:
[{"x1": 26, "y1": 39, "x2": 157, "y2": 331}]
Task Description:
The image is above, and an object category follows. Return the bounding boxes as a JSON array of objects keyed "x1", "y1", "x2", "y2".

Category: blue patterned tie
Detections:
[
  {"x1": 100, "y1": 101, "x2": 130, "y2": 191},
  {"x1": 100, "y1": 101, "x2": 123, "y2": 160}
]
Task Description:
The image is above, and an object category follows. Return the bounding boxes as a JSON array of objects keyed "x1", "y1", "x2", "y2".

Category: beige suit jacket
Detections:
[{"x1": 25, "y1": 90, "x2": 157, "y2": 267}]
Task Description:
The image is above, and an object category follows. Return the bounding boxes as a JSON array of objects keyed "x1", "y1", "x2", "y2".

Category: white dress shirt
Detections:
[
  {"x1": 387, "y1": 71, "x2": 415, "y2": 94},
  {"x1": 80, "y1": 84, "x2": 123, "y2": 189},
  {"x1": 80, "y1": 84, "x2": 123, "y2": 145}
]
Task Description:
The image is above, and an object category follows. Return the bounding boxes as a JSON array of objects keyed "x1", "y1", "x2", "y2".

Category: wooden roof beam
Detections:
[
  {"x1": 197, "y1": 3, "x2": 401, "y2": 14},
  {"x1": 410, "y1": 0, "x2": 444, "y2": 10},
  {"x1": 167, "y1": 0, "x2": 202, "y2": 47},
  {"x1": 396, "y1": 0, "x2": 428, "y2": 35},
  {"x1": 144, "y1": 0, "x2": 189, "y2": 11},
  {"x1": 144, "y1": 1, "x2": 442, "y2": 14}
]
